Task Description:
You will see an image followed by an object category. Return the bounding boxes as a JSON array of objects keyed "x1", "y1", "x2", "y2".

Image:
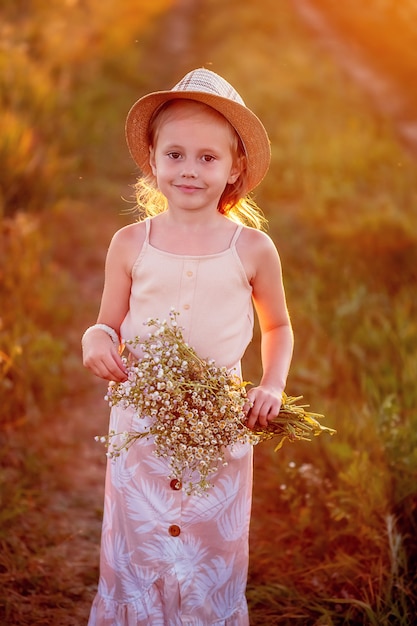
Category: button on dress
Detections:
[{"x1": 88, "y1": 218, "x2": 255, "y2": 626}]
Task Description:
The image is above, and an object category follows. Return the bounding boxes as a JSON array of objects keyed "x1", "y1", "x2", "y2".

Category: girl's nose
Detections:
[{"x1": 180, "y1": 160, "x2": 197, "y2": 178}]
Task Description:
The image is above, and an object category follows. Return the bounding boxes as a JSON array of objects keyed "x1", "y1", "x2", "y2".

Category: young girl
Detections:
[{"x1": 82, "y1": 68, "x2": 294, "y2": 626}]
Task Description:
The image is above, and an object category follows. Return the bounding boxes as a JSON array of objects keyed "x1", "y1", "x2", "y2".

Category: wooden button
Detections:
[
  {"x1": 168, "y1": 524, "x2": 181, "y2": 537},
  {"x1": 186, "y1": 271, "x2": 193, "y2": 277},
  {"x1": 183, "y1": 304, "x2": 190, "y2": 310},
  {"x1": 170, "y1": 479, "x2": 182, "y2": 491}
]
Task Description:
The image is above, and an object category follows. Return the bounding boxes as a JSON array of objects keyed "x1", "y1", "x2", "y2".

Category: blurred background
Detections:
[{"x1": 1, "y1": 0, "x2": 416, "y2": 623}]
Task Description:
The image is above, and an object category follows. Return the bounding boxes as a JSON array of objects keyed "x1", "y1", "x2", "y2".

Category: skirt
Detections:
[{"x1": 88, "y1": 405, "x2": 253, "y2": 625}]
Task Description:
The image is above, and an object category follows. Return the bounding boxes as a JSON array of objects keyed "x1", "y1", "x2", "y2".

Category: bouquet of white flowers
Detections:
[{"x1": 97, "y1": 310, "x2": 335, "y2": 495}]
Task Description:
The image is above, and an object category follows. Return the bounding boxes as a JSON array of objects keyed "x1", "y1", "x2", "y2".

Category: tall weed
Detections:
[{"x1": 0, "y1": 213, "x2": 68, "y2": 427}]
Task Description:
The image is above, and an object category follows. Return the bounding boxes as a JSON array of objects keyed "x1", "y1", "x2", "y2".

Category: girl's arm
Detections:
[
  {"x1": 241, "y1": 230, "x2": 294, "y2": 429},
  {"x1": 82, "y1": 223, "x2": 145, "y2": 382}
]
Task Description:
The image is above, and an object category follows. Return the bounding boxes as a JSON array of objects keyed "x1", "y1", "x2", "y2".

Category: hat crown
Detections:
[{"x1": 172, "y1": 69, "x2": 246, "y2": 107}]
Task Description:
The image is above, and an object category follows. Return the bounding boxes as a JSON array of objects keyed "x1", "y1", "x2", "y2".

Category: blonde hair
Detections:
[{"x1": 132, "y1": 100, "x2": 268, "y2": 231}]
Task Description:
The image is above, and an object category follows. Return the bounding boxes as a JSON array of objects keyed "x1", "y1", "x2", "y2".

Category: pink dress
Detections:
[{"x1": 88, "y1": 218, "x2": 254, "y2": 626}]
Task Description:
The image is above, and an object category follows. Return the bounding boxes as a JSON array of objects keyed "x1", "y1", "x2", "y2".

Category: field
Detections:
[{"x1": 1, "y1": 0, "x2": 416, "y2": 624}]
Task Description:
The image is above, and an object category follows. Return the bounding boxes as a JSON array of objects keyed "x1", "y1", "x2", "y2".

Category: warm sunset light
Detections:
[{"x1": 1, "y1": 0, "x2": 416, "y2": 624}]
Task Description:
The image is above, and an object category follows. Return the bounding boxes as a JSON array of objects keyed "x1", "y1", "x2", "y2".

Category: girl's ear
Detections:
[
  {"x1": 228, "y1": 156, "x2": 243, "y2": 185},
  {"x1": 149, "y1": 146, "x2": 157, "y2": 176}
]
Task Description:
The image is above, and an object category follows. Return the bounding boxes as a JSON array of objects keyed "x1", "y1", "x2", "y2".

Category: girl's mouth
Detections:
[{"x1": 175, "y1": 185, "x2": 203, "y2": 193}]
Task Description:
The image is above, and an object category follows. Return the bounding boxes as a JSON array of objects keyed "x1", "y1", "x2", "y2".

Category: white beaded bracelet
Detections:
[{"x1": 82, "y1": 323, "x2": 119, "y2": 346}]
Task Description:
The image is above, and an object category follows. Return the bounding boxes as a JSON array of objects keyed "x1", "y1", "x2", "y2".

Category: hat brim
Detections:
[{"x1": 125, "y1": 90, "x2": 271, "y2": 195}]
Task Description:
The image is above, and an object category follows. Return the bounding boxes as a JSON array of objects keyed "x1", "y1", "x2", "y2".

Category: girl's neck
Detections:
[
  {"x1": 162, "y1": 206, "x2": 224, "y2": 228},
  {"x1": 149, "y1": 211, "x2": 237, "y2": 256}
]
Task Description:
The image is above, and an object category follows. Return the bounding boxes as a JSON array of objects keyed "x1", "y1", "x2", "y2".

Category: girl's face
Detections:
[{"x1": 149, "y1": 101, "x2": 242, "y2": 215}]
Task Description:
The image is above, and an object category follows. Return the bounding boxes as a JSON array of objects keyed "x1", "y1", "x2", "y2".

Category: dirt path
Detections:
[{"x1": 44, "y1": 381, "x2": 108, "y2": 626}]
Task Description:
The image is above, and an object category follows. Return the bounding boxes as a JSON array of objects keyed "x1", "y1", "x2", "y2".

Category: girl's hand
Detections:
[
  {"x1": 245, "y1": 385, "x2": 282, "y2": 430},
  {"x1": 82, "y1": 330, "x2": 127, "y2": 382}
]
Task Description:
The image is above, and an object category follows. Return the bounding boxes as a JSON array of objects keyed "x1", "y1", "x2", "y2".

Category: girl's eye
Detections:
[
  {"x1": 168, "y1": 152, "x2": 182, "y2": 160},
  {"x1": 202, "y1": 155, "x2": 215, "y2": 163}
]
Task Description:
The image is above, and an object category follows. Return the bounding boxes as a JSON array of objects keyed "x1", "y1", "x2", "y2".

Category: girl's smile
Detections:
[{"x1": 174, "y1": 183, "x2": 204, "y2": 193}]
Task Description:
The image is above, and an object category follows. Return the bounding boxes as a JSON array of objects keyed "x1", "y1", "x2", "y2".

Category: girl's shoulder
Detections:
[
  {"x1": 237, "y1": 224, "x2": 278, "y2": 255},
  {"x1": 107, "y1": 220, "x2": 148, "y2": 271},
  {"x1": 236, "y1": 225, "x2": 280, "y2": 283},
  {"x1": 110, "y1": 220, "x2": 147, "y2": 249}
]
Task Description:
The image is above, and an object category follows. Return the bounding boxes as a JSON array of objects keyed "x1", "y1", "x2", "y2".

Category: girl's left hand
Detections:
[{"x1": 245, "y1": 385, "x2": 282, "y2": 430}]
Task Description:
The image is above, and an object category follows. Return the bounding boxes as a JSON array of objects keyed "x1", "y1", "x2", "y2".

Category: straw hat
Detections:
[{"x1": 125, "y1": 68, "x2": 271, "y2": 195}]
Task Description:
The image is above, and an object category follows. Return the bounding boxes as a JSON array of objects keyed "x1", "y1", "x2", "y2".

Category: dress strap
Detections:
[
  {"x1": 230, "y1": 225, "x2": 244, "y2": 248},
  {"x1": 144, "y1": 217, "x2": 151, "y2": 242}
]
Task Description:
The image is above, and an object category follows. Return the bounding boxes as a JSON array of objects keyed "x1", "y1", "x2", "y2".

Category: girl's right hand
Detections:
[{"x1": 82, "y1": 331, "x2": 128, "y2": 382}]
